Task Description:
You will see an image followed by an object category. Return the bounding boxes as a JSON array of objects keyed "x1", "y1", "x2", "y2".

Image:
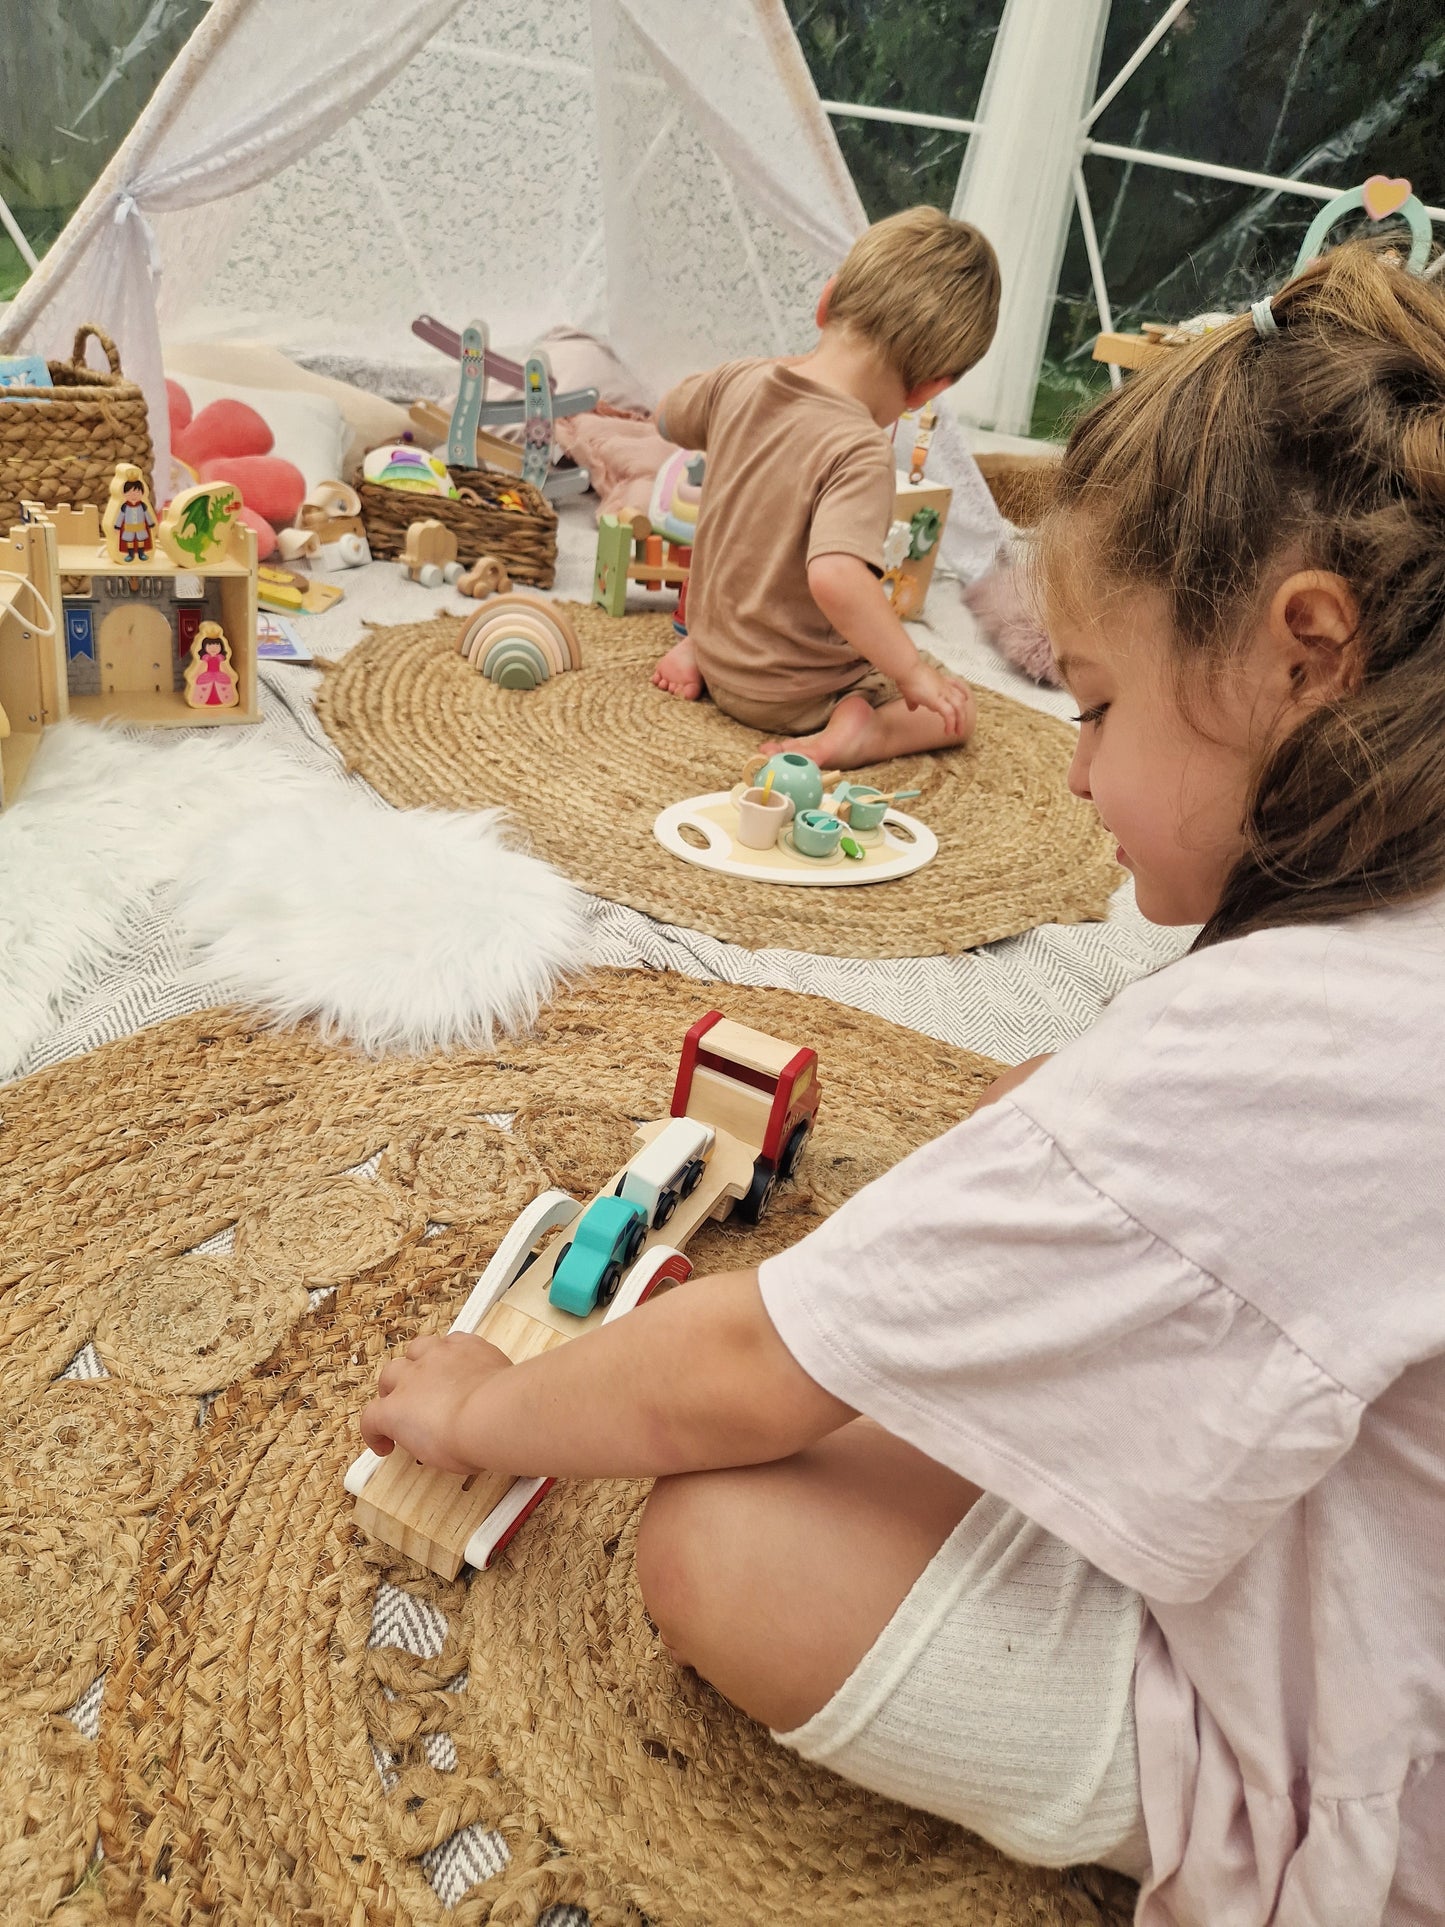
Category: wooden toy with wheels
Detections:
[
  {"x1": 345, "y1": 1013, "x2": 821, "y2": 1578},
  {"x1": 457, "y1": 553, "x2": 510, "y2": 599},
  {"x1": 456, "y1": 592, "x2": 581, "y2": 689},
  {"x1": 400, "y1": 517, "x2": 464, "y2": 587}
]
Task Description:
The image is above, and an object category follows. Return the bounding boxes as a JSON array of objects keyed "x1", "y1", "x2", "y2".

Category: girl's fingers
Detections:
[
  {"x1": 359, "y1": 1400, "x2": 397, "y2": 1454},
  {"x1": 404, "y1": 1333, "x2": 441, "y2": 1361},
  {"x1": 376, "y1": 1356, "x2": 409, "y2": 1396}
]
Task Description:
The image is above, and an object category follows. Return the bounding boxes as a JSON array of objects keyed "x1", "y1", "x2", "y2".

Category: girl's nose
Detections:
[{"x1": 1066, "y1": 734, "x2": 1092, "y2": 801}]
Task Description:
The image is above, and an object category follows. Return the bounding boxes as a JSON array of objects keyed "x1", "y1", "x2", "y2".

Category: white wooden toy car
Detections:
[
  {"x1": 400, "y1": 517, "x2": 464, "y2": 587},
  {"x1": 617, "y1": 1116, "x2": 714, "y2": 1228}
]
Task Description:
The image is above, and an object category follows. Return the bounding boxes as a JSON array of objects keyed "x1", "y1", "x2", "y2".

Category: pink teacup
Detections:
[{"x1": 736, "y1": 785, "x2": 793, "y2": 849}]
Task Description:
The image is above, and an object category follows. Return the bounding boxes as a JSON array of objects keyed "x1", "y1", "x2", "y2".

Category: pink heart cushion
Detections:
[
  {"x1": 237, "y1": 505, "x2": 278, "y2": 561},
  {"x1": 199, "y1": 454, "x2": 306, "y2": 527},
  {"x1": 175, "y1": 398, "x2": 274, "y2": 469},
  {"x1": 167, "y1": 378, "x2": 194, "y2": 440}
]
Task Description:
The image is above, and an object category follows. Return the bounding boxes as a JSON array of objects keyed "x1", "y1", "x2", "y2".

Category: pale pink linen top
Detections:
[{"x1": 759, "y1": 893, "x2": 1445, "y2": 1925}]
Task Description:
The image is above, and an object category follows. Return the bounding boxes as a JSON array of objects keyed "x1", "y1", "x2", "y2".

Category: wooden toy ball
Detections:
[{"x1": 457, "y1": 593, "x2": 582, "y2": 690}]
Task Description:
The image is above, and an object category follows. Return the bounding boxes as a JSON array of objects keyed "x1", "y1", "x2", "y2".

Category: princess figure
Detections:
[{"x1": 183, "y1": 624, "x2": 239, "y2": 709}]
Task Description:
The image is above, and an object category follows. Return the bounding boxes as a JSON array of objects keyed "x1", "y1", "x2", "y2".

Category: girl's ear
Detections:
[
  {"x1": 815, "y1": 274, "x2": 838, "y2": 329},
  {"x1": 1267, "y1": 569, "x2": 1363, "y2": 709}
]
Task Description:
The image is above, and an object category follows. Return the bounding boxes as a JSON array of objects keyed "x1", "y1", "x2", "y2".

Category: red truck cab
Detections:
[{"x1": 670, "y1": 1012, "x2": 821, "y2": 1221}]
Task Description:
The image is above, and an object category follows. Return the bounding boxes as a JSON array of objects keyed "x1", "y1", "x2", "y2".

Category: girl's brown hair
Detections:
[{"x1": 1044, "y1": 240, "x2": 1445, "y2": 949}]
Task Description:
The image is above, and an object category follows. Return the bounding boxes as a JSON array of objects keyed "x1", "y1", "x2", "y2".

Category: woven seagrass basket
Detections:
[
  {"x1": 0, "y1": 324, "x2": 155, "y2": 529},
  {"x1": 359, "y1": 462, "x2": 558, "y2": 587}
]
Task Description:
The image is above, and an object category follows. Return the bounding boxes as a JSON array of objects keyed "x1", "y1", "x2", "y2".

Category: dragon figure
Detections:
[{"x1": 166, "y1": 483, "x2": 239, "y2": 564}]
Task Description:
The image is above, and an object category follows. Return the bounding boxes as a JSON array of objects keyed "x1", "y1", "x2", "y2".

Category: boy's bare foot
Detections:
[
  {"x1": 762, "y1": 682, "x2": 975, "y2": 771},
  {"x1": 652, "y1": 635, "x2": 704, "y2": 700}
]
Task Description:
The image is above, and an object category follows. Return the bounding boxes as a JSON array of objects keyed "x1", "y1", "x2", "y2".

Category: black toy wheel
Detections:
[
  {"x1": 736, "y1": 1157, "x2": 776, "y2": 1225},
  {"x1": 623, "y1": 1219, "x2": 647, "y2": 1265},
  {"x1": 779, "y1": 1119, "x2": 812, "y2": 1182},
  {"x1": 653, "y1": 1187, "x2": 678, "y2": 1229},
  {"x1": 680, "y1": 1158, "x2": 704, "y2": 1199},
  {"x1": 597, "y1": 1260, "x2": 624, "y2": 1307},
  {"x1": 550, "y1": 1240, "x2": 572, "y2": 1275}
]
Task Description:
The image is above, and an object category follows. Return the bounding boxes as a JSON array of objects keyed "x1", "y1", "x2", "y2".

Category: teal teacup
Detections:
[
  {"x1": 841, "y1": 784, "x2": 888, "y2": 831},
  {"x1": 792, "y1": 809, "x2": 844, "y2": 858}
]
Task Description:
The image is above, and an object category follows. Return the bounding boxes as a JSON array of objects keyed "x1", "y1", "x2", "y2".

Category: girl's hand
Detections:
[{"x1": 360, "y1": 1331, "x2": 512, "y2": 1473}]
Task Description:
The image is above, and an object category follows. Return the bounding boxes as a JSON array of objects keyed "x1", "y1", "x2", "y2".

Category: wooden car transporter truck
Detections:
[{"x1": 347, "y1": 1013, "x2": 821, "y2": 1579}]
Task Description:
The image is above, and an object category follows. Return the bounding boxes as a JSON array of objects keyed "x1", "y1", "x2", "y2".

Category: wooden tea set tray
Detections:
[{"x1": 654, "y1": 783, "x2": 937, "y2": 887}]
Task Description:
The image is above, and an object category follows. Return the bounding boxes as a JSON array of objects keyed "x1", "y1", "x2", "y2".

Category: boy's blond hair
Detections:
[{"x1": 828, "y1": 206, "x2": 1000, "y2": 391}]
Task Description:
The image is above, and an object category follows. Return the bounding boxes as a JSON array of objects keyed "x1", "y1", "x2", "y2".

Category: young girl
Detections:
[{"x1": 362, "y1": 242, "x2": 1445, "y2": 1926}]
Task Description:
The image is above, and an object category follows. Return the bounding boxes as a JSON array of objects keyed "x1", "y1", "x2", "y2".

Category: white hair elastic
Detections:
[{"x1": 1251, "y1": 298, "x2": 1279, "y2": 338}]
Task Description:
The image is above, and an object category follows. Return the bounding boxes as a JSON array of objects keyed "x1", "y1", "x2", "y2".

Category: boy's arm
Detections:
[
  {"x1": 359, "y1": 1269, "x2": 855, "y2": 1480},
  {"x1": 656, "y1": 365, "x2": 726, "y2": 451},
  {"x1": 807, "y1": 552, "x2": 971, "y2": 735}
]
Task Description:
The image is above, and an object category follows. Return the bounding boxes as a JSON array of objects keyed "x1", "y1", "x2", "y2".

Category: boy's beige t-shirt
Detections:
[
  {"x1": 659, "y1": 359, "x2": 897, "y2": 705},
  {"x1": 760, "y1": 890, "x2": 1445, "y2": 1926}
]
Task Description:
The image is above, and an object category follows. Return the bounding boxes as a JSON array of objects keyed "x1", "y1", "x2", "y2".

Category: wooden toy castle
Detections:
[{"x1": 0, "y1": 478, "x2": 259, "y2": 808}]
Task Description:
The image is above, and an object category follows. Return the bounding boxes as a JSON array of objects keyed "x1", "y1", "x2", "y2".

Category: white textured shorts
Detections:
[{"x1": 773, "y1": 1493, "x2": 1150, "y2": 1878}]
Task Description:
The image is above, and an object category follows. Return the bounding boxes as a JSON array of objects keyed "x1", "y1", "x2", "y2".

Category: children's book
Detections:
[
  {"x1": 0, "y1": 354, "x2": 51, "y2": 394},
  {"x1": 256, "y1": 612, "x2": 312, "y2": 663}
]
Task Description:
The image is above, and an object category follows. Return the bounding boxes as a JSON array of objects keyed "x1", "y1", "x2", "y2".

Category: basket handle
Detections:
[{"x1": 70, "y1": 325, "x2": 123, "y2": 376}]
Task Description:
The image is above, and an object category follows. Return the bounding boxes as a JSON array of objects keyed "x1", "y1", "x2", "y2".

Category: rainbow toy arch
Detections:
[{"x1": 457, "y1": 594, "x2": 582, "y2": 690}]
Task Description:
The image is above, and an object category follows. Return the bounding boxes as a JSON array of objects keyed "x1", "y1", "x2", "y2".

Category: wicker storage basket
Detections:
[
  {"x1": 0, "y1": 325, "x2": 155, "y2": 530},
  {"x1": 359, "y1": 463, "x2": 558, "y2": 587}
]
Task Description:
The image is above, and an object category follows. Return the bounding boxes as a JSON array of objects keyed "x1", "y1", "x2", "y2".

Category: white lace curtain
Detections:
[{"x1": 2, "y1": 0, "x2": 1007, "y2": 573}]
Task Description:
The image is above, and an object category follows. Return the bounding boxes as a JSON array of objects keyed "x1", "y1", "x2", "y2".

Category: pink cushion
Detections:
[
  {"x1": 175, "y1": 399, "x2": 274, "y2": 469},
  {"x1": 166, "y1": 378, "x2": 193, "y2": 439},
  {"x1": 237, "y1": 506, "x2": 278, "y2": 561}
]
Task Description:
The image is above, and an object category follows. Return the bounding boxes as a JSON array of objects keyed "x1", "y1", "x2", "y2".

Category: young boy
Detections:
[{"x1": 650, "y1": 206, "x2": 1000, "y2": 768}]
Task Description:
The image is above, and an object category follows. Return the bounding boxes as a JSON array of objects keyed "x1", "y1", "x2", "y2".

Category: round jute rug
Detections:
[
  {"x1": 314, "y1": 607, "x2": 1119, "y2": 956},
  {"x1": 0, "y1": 971, "x2": 1134, "y2": 1927}
]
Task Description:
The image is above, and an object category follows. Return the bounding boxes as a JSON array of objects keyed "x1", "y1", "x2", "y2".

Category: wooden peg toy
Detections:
[
  {"x1": 183, "y1": 621, "x2": 239, "y2": 709},
  {"x1": 592, "y1": 510, "x2": 692, "y2": 618},
  {"x1": 103, "y1": 462, "x2": 158, "y2": 564}
]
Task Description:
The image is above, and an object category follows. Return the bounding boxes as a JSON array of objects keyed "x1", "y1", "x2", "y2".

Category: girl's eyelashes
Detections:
[{"x1": 1072, "y1": 703, "x2": 1108, "y2": 727}]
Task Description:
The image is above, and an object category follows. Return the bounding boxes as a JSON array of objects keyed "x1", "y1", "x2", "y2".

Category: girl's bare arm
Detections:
[{"x1": 359, "y1": 1269, "x2": 855, "y2": 1480}]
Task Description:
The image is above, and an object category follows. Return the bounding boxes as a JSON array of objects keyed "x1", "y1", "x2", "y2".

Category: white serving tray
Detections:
[{"x1": 653, "y1": 787, "x2": 937, "y2": 887}]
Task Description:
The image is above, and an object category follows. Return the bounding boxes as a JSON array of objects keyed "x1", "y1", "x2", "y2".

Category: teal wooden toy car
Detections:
[{"x1": 548, "y1": 1194, "x2": 649, "y2": 1317}]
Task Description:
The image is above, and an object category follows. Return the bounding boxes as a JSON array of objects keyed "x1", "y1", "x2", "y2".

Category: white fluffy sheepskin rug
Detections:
[
  {"x1": 0, "y1": 718, "x2": 589, "y2": 1074},
  {"x1": 173, "y1": 790, "x2": 589, "y2": 1055}
]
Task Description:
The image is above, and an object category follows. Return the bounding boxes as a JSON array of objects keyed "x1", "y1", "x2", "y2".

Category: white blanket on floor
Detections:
[{"x1": 2, "y1": 500, "x2": 1188, "y2": 1083}]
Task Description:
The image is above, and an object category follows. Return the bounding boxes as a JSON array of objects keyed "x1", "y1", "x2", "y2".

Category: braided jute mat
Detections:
[
  {"x1": 313, "y1": 607, "x2": 1119, "y2": 956},
  {"x1": 0, "y1": 970, "x2": 1133, "y2": 1927}
]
